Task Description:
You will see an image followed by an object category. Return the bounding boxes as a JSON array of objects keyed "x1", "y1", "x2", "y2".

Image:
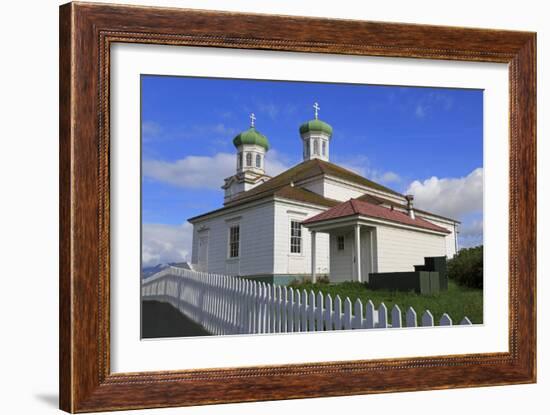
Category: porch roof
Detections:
[{"x1": 302, "y1": 198, "x2": 451, "y2": 234}]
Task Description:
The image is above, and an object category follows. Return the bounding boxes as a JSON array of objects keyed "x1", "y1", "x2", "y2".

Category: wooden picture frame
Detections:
[{"x1": 59, "y1": 2, "x2": 536, "y2": 412}]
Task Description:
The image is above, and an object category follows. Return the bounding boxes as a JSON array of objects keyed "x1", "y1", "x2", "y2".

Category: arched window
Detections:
[
  {"x1": 322, "y1": 141, "x2": 326, "y2": 156},
  {"x1": 313, "y1": 139, "x2": 319, "y2": 155},
  {"x1": 237, "y1": 153, "x2": 242, "y2": 169},
  {"x1": 256, "y1": 154, "x2": 261, "y2": 168},
  {"x1": 246, "y1": 152, "x2": 252, "y2": 167},
  {"x1": 305, "y1": 141, "x2": 310, "y2": 158}
]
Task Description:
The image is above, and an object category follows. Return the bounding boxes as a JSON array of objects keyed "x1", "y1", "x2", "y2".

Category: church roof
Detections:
[
  {"x1": 273, "y1": 185, "x2": 341, "y2": 208},
  {"x1": 187, "y1": 185, "x2": 339, "y2": 222},
  {"x1": 188, "y1": 158, "x2": 457, "y2": 224},
  {"x1": 356, "y1": 193, "x2": 458, "y2": 223},
  {"x1": 302, "y1": 199, "x2": 451, "y2": 234},
  {"x1": 227, "y1": 158, "x2": 402, "y2": 207}
]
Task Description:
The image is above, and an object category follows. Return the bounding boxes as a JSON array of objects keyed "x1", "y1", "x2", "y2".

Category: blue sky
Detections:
[{"x1": 141, "y1": 75, "x2": 483, "y2": 266}]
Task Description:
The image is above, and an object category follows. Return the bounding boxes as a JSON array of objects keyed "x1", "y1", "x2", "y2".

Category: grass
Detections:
[{"x1": 288, "y1": 280, "x2": 483, "y2": 325}]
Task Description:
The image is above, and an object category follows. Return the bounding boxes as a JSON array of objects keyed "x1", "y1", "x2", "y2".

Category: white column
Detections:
[
  {"x1": 369, "y1": 230, "x2": 374, "y2": 281},
  {"x1": 354, "y1": 224, "x2": 361, "y2": 282},
  {"x1": 311, "y1": 231, "x2": 317, "y2": 283}
]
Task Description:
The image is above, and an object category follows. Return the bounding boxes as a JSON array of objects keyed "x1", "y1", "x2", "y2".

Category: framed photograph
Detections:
[{"x1": 59, "y1": 2, "x2": 536, "y2": 412}]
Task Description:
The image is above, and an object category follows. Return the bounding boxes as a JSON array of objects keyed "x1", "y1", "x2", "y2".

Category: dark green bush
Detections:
[{"x1": 447, "y1": 245, "x2": 483, "y2": 289}]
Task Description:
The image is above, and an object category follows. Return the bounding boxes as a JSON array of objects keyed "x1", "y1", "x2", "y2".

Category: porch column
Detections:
[
  {"x1": 311, "y1": 231, "x2": 317, "y2": 283},
  {"x1": 354, "y1": 224, "x2": 361, "y2": 282}
]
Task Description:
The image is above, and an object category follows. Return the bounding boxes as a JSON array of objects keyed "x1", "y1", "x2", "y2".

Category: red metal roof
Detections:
[{"x1": 302, "y1": 198, "x2": 451, "y2": 234}]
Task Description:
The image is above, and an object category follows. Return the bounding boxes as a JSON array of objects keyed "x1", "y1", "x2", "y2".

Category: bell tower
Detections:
[
  {"x1": 222, "y1": 114, "x2": 271, "y2": 203},
  {"x1": 299, "y1": 102, "x2": 333, "y2": 162}
]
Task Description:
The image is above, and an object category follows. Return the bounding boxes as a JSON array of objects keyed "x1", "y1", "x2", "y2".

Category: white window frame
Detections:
[
  {"x1": 227, "y1": 223, "x2": 241, "y2": 259},
  {"x1": 289, "y1": 219, "x2": 303, "y2": 255},
  {"x1": 246, "y1": 152, "x2": 252, "y2": 167},
  {"x1": 337, "y1": 235, "x2": 345, "y2": 251},
  {"x1": 255, "y1": 153, "x2": 261, "y2": 168}
]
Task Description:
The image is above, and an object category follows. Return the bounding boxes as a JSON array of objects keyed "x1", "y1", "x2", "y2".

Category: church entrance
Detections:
[{"x1": 351, "y1": 227, "x2": 374, "y2": 282}]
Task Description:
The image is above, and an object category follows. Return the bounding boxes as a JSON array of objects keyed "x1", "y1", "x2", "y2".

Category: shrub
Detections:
[
  {"x1": 316, "y1": 276, "x2": 330, "y2": 284},
  {"x1": 447, "y1": 245, "x2": 483, "y2": 289}
]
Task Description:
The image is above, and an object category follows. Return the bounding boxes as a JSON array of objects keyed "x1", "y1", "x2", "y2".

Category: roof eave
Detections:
[{"x1": 304, "y1": 213, "x2": 450, "y2": 235}]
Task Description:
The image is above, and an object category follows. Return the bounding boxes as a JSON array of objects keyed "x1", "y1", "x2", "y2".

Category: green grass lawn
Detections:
[{"x1": 288, "y1": 279, "x2": 483, "y2": 325}]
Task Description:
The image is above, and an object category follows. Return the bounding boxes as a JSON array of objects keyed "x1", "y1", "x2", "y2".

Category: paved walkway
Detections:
[{"x1": 141, "y1": 300, "x2": 211, "y2": 338}]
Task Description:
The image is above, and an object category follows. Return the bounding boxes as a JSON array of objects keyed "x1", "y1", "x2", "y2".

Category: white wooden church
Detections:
[{"x1": 188, "y1": 105, "x2": 459, "y2": 285}]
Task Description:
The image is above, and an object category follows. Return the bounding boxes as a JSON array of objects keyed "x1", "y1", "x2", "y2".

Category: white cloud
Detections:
[
  {"x1": 142, "y1": 121, "x2": 238, "y2": 144},
  {"x1": 377, "y1": 171, "x2": 401, "y2": 184},
  {"x1": 415, "y1": 104, "x2": 426, "y2": 118},
  {"x1": 264, "y1": 149, "x2": 294, "y2": 177},
  {"x1": 413, "y1": 91, "x2": 454, "y2": 119},
  {"x1": 143, "y1": 151, "x2": 292, "y2": 190},
  {"x1": 194, "y1": 123, "x2": 237, "y2": 136},
  {"x1": 142, "y1": 121, "x2": 162, "y2": 142},
  {"x1": 258, "y1": 102, "x2": 279, "y2": 119},
  {"x1": 459, "y1": 219, "x2": 483, "y2": 248},
  {"x1": 143, "y1": 153, "x2": 235, "y2": 189},
  {"x1": 405, "y1": 168, "x2": 483, "y2": 220},
  {"x1": 142, "y1": 222, "x2": 193, "y2": 267},
  {"x1": 335, "y1": 155, "x2": 401, "y2": 185},
  {"x1": 460, "y1": 219, "x2": 483, "y2": 238}
]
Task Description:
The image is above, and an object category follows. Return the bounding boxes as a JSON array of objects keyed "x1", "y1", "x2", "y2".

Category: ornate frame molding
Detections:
[{"x1": 60, "y1": 2, "x2": 536, "y2": 412}]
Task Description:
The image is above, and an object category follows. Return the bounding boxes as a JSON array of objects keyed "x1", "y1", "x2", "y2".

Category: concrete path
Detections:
[{"x1": 141, "y1": 300, "x2": 210, "y2": 338}]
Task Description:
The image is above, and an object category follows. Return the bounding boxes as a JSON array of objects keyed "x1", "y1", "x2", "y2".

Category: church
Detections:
[{"x1": 188, "y1": 104, "x2": 459, "y2": 285}]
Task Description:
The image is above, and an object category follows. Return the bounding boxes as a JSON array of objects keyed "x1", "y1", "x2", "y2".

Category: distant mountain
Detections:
[{"x1": 141, "y1": 262, "x2": 192, "y2": 278}]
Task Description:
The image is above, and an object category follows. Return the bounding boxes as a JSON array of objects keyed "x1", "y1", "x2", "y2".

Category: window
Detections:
[
  {"x1": 290, "y1": 220, "x2": 302, "y2": 253},
  {"x1": 313, "y1": 139, "x2": 319, "y2": 155},
  {"x1": 229, "y1": 225, "x2": 240, "y2": 258},
  {"x1": 305, "y1": 141, "x2": 310, "y2": 158},
  {"x1": 337, "y1": 235, "x2": 345, "y2": 251},
  {"x1": 256, "y1": 154, "x2": 261, "y2": 168},
  {"x1": 322, "y1": 141, "x2": 326, "y2": 156},
  {"x1": 246, "y1": 153, "x2": 252, "y2": 167},
  {"x1": 237, "y1": 153, "x2": 242, "y2": 169}
]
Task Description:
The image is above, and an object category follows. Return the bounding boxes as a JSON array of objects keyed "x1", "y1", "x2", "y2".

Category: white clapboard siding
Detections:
[{"x1": 142, "y1": 267, "x2": 473, "y2": 336}]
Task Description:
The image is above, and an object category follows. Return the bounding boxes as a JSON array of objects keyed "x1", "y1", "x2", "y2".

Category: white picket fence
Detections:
[{"x1": 141, "y1": 266, "x2": 472, "y2": 336}]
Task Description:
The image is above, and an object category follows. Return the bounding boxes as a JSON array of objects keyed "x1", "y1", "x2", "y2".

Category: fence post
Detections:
[
  {"x1": 274, "y1": 285, "x2": 282, "y2": 333},
  {"x1": 324, "y1": 294, "x2": 333, "y2": 331},
  {"x1": 333, "y1": 295, "x2": 342, "y2": 330},
  {"x1": 377, "y1": 303, "x2": 388, "y2": 328},
  {"x1": 294, "y1": 289, "x2": 301, "y2": 332},
  {"x1": 440, "y1": 313, "x2": 453, "y2": 326},
  {"x1": 300, "y1": 289, "x2": 308, "y2": 332},
  {"x1": 421, "y1": 310, "x2": 434, "y2": 327},
  {"x1": 280, "y1": 286, "x2": 288, "y2": 333},
  {"x1": 287, "y1": 287, "x2": 295, "y2": 333},
  {"x1": 364, "y1": 300, "x2": 375, "y2": 329},
  {"x1": 343, "y1": 297, "x2": 352, "y2": 330},
  {"x1": 308, "y1": 290, "x2": 316, "y2": 332},
  {"x1": 460, "y1": 316, "x2": 473, "y2": 325},
  {"x1": 269, "y1": 284, "x2": 277, "y2": 334},
  {"x1": 264, "y1": 282, "x2": 272, "y2": 334},
  {"x1": 316, "y1": 291, "x2": 324, "y2": 331},
  {"x1": 406, "y1": 306, "x2": 417, "y2": 328},
  {"x1": 391, "y1": 304, "x2": 402, "y2": 328},
  {"x1": 352, "y1": 299, "x2": 363, "y2": 329}
]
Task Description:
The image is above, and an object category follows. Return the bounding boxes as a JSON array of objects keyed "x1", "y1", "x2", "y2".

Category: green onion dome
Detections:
[
  {"x1": 299, "y1": 119, "x2": 333, "y2": 137},
  {"x1": 232, "y1": 127, "x2": 270, "y2": 150}
]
